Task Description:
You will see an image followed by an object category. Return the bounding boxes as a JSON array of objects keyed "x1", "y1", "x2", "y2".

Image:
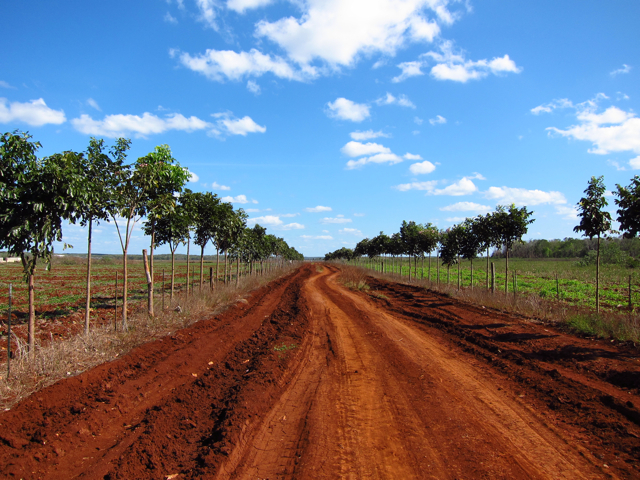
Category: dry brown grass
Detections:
[{"x1": 0, "y1": 263, "x2": 300, "y2": 410}]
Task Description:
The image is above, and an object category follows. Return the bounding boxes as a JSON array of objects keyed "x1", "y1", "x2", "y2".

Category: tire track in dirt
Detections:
[{"x1": 223, "y1": 266, "x2": 609, "y2": 479}]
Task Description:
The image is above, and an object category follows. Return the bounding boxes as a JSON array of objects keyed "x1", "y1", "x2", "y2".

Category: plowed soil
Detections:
[{"x1": 2, "y1": 264, "x2": 640, "y2": 479}]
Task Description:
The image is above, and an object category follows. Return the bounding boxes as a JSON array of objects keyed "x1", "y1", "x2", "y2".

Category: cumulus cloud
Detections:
[
  {"x1": 246, "y1": 80, "x2": 261, "y2": 94},
  {"x1": 429, "y1": 115, "x2": 446, "y2": 125},
  {"x1": 629, "y1": 156, "x2": 640, "y2": 169},
  {"x1": 350, "y1": 129, "x2": 390, "y2": 140},
  {"x1": 341, "y1": 141, "x2": 391, "y2": 157},
  {"x1": 433, "y1": 176, "x2": 478, "y2": 196},
  {"x1": 0, "y1": 98, "x2": 66, "y2": 126},
  {"x1": 282, "y1": 222, "x2": 305, "y2": 230},
  {"x1": 227, "y1": 0, "x2": 274, "y2": 13},
  {"x1": 375, "y1": 92, "x2": 416, "y2": 108},
  {"x1": 541, "y1": 95, "x2": 640, "y2": 156},
  {"x1": 326, "y1": 98, "x2": 370, "y2": 122},
  {"x1": 164, "y1": 12, "x2": 178, "y2": 23},
  {"x1": 555, "y1": 205, "x2": 579, "y2": 220},
  {"x1": 211, "y1": 181, "x2": 231, "y2": 191},
  {"x1": 171, "y1": 48, "x2": 312, "y2": 82},
  {"x1": 301, "y1": 235, "x2": 333, "y2": 240},
  {"x1": 394, "y1": 41, "x2": 521, "y2": 83},
  {"x1": 195, "y1": 0, "x2": 220, "y2": 29},
  {"x1": 248, "y1": 215, "x2": 282, "y2": 226},
  {"x1": 222, "y1": 194, "x2": 258, "y2": 204},
  {"x1": 254, "y1": 0, "x2": 452, "y2": 67},
  {"x1": 440, "y1": 201, "x2": 491, "y2": 213},
  {"x1": 409, "y1": 160, "x2": 435, "y2": 174},
  {"x1": 340, "y1": 227, "x2": 362, "y2": 235},
  {"x1": 346, "y1": 153, "x2": 403, "y2": 169},
  {"x1": 71, "y1": 112, "x2": 210, "y2": 138},
  {"x1": 404, "y1": 153, "x2": 423, "y2": 160},
  {"x1": 188, "y1": 171, "x2": 199, "y2": 182},
  {"x1": 610, "y1": 64, "x2": 631, "y2": 76},
  {"x1": 394, "y1": 180, "x2": 438, "y2": 192},
  {"x1": 306, "y1": 206, "x2": 332, "y2": 212},
  {"x1": 214, "y1": 112, "x2": 266, "y2": 136},
  {"x1": 320, "y1": 217, "x2": 353, "y2": 224},
  {"x1": 484, "y1": 186, "x2": 566, "y2": 206}
]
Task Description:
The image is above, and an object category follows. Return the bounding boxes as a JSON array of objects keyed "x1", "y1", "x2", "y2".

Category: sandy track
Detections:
[{"x1": 1, "y1": 264, "x2": 639, "y2": 479}]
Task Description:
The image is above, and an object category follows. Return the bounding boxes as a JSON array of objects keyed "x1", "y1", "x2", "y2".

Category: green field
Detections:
[{"x1": 353, "y1": 256, "x2": 640, "y2": 311}]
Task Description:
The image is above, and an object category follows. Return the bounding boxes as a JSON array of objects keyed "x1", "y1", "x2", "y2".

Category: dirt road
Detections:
[{"x1": 1, "y1": 264, "x2": 639, "y2": 479}]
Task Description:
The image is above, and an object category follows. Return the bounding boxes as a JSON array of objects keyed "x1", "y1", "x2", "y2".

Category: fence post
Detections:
[
  {"x1": 7, "y1": 284, "x2": 12, "y2": 379},
  {"x1": 162, "y1": 269, "x2": 165, "y2": 312},
  {"x1": 210, "y1": 267, "x2": 213, "y2": 290},
  {"x1": 491, "y1": 262, "x2": 495, "y2": 294},
  {"x1": 142, "y1": 249, "x2": 153, "y2": 318}
]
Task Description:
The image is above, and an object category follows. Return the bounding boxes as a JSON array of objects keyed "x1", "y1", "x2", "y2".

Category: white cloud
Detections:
[
  {"x1": 394, "y1": 41, "x2": 522, "y2": 83},
  {"x1": 0, "y1": 98, "x2": 66, "y2": 126},
  {"x1": 375, "y1": 92, "x2": 416, "y2": 108},
  {"x1": 404, "y1": 153, "x2": 422, "y2": 160},
  {"x1": 171, "y1": 48, "x2": 311, "y2": 82},
  {"x1": 321, "y1": 217, "x2": 353, "y2": 224},
  {"x1": 630, "y1": 156, "x2": 640, "y2": 169},
  {"x1": 484, "y1": 186, "x2": 566, "y2": 206},
  {"x1": 394, "y1": 180, "x2": 438, "y2": 192},
  {"x1": 610, "y1": 64, "x2": 631, "y2": 76},
  {"x1": 248, "y1": 215, "x2": 281, "y2": 226},
  {"x1": 0, "y1": 81, "x2": 15, "y2": 89},
  {"x1": 341, "y1": 141, "x2": 390, "y2": 157},
  {"x1": 227, "y1": 0, "x2": 274, "y2": 13},
  {"x1": 350, "y1": 129, "x2": 390, "y2": 140},
  {"x1": 195, "y1": 0, "x2": 219, "y2": 29},
  {"x1": 211, "y1": 181, "x2": 231, "y2": 191},
  {"x1": 409, "y1": 160, "x2": 435, "y2": 174},
  {"x1": 246, "y1": 80, "x2": 261, "y2": 94},
  {"x1": 301, "y1": 235, "x2": 333, "y2": 240},
  {"x1": 280, "y1": 213, "x2": 299, "y2": 217},
  {"x1": 392, "y1": 61, "x2": 424, "y2": 82},
  {"x1": 188, "y1": 170, "x2": 199, "y2": 182},
  {"x1": 530, "y1": 98, "x2": 574, "y2": 115},
  {"x1": 87, "y1": 98, "x2": 101, "y2": 111},
  {"x1": 71, "y1": 112, "x2": 211, "y2": 138},
  {"x1": 414, "y1": 116, "x2": 424, "y2": 125},
  {"x1": 326, "y1": 98, "x2": 370, "y2": 122},
  {"x1": 215, "y1": 113, "x2": 266, "y2": 136},
  {"x1": 429, "y1": 114, "x2": 446, "y2": 125},
  {"x1": 306, "y1": 205, "x2": 332, "y2": 212},
  {"x1": 222, "y1": 194, "x2": 258, "y2": 204},
  {"x1": 164, "y1": 12, "x2": 178, "y2": 23},
  {"x1": 255, "y1": 0, "x2": 453, "y2": 67},
  {"x1": 245, "y1": 208, "x2": 260, "y2": 213},
  {"x1": 346, "y1": 152, "x2": 403, "y2": 169},
  {"x1": 555, "y1": 205, "x2": 579, "y2": 220},
  {"x1": 440, "y1": 201, "x2": 491, "y2": 213},
  {"x1": 545, "y1": 100, "x2": 640, "y2": 155},
  {"x1": 282, "y1": 222, "x2": 305, "y2": 230},
  {"x1": 340, "y1": 227, "x2": 362, "y2": 235},
  {"x1": 353, "y1": 213, "x2": 365, "y2": 217},
  {"x1": 433, "y1": 176, "x2": 478, "y2": 196}
]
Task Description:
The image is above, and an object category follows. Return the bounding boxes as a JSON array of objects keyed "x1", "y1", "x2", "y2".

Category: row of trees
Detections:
[
  {"x1": 325, "y1": 204, "x2": 535, "y2": 291},
  {"x1": 0, "y1": 131, "x2": 302, "y2": 354}
]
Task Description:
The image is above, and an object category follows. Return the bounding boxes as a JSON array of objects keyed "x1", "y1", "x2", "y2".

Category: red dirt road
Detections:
[{"x1": 1, "y1": 264, "x2": 640, "y2": 479}]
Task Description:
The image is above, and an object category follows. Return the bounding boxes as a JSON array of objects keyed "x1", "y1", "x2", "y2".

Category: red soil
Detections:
[{"x1": 1, "y1": 264, "x2": 639, "y2": 479}]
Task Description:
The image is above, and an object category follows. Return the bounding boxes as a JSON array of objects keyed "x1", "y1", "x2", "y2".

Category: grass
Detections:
[
  {"x1": 336, "y1": 259, "x2": 640, "y2": 345},
  {"x1": 0, "y1": 261, "x2": 301, "y2": 410}
]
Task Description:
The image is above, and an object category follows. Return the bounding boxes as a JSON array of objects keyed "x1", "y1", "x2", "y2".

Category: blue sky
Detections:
[{"x1": 2, "y1": 0, "x2": 639, "y2": 257}]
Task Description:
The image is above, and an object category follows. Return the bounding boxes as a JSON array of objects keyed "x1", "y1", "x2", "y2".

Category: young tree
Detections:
[
  {"x1": 460, "y1": 218, "x2": 483, "y2": 289},
  {"x1": 216, "y1": 205, "x2": 247, "y2": 284},
  {"x1": 418, "y1": 223, "x2": 440, "y2": 282},
  {"x1": 615, "y1": 176, "x2": 640, "y2": 238},
  {"x1": 192, "y1": 192, "x2": 221, "y2": 290},
  {"x1": 439, "y1": 227, "x2": 461, "y2": 286},
  {"x1": 493, "y1": 204, "x2": 535, "y2": 293},
  {"x1": 574, "y1": 176, "x2": 612, "y2": 312},
  {"x1": 473, "y1": 212, "x2": 500, "y2": 289},
  {"x1": 0, "y1": 132, "x2": 86, "y2": 352},
  {"x1": 79, "y1": 137, "x2": 130, "y2": 334},
  {"x1": 400, "y1": 220, "x2": 422, "y2": 280}
]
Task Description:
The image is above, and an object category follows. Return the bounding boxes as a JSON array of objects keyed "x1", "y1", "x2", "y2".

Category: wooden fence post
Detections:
[
  {"x1": 210, "y1": 267, "x2": 213, "y2": 290},
  {"x1": 142, "y1": 249, "x2": 153, "y2": 318},
  {"x1": 114, "y1": 271, "x2": 118, "y2": 331}
]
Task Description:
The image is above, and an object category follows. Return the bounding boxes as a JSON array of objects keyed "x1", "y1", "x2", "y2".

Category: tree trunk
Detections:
[
  {"x1": 186, "y1": 237, "x2": 191, "y2": 296},
  {"x1": 409, "y1": 256, "x2": 412, "y2": 281},
  {"x1": 437, "y1": 251, "x2": 440, "y2": 285},
  {"x1": 122, "y1": 248, "x2": 128, "y2": 330},
  {"x1": 143, "y1": 249, "x2": 153, "y2": 317},
  {"x1": 505, "y1": 247, "x2": 509, "y2": 294},
  {"x1": 28, "y1": 270, "x2": 35, "y2": 355},
  {"x1": 486, "y1": 248, "x2": 490, "y2": 289},
  {"x1": 447, "y1": 264, "x2": 450, "y2": 284},
  {"x1": 596, "y1": 234, "x2": 601, "y2": 313},
  {"x1": 224, "y1": 252, "x2": 228, "y2": 285},
  {"x1": 149, "y1": 224, "x2": 155, "y2": 317},
  {"x1": 200, "y1": 245, "x2": 205, "y2": 291},
  {"x1": 170, "y1": 248, "x2": 176, "y2": 303},
  {"x1": 470, "y1": 258, "x2": 474, "y2": 290},
  {"x1": 421, "y1": 255, "x2": 424, "y2": 279},
  {"x1": 428, "y1": 253, "x2": 431, "y2": 283},
  {"x1": 216, "y1": 247, "x2": 220, "y2": 285},
  {"x1": 236, "y1": 257, "x2": 240, "y2": 287},
  {"x1": 84, "y1": 217, "x2": 93, "y2": 335},
  {"x1": 457, "y1": 255, "x2": 461, "y2": 291}
]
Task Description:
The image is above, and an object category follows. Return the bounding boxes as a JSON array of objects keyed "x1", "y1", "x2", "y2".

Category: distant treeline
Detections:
[{"x1": 494, "y1": 236, "x2": 640, "y2": 266}]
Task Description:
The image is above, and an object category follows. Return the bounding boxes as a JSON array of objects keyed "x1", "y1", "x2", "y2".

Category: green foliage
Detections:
[
  {"x1": 615, "y1": 175, "x2": 640, "y2": 239},
  {"x1": 574, "y1": 176, "x2": 612, "y2": 240}
]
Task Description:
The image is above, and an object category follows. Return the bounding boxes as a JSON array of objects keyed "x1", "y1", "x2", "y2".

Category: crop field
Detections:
[{"x1": 357, "y1": 256, "x2": 640, "y2": 311}]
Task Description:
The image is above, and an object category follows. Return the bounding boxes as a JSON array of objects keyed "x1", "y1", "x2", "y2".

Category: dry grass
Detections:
[
  {"x1": 334, "y1": 263, "x2": 640, "y2": 345},
  {"x1": 338, "y1": 266, "x2": 370, "y2": 291},
  {"x1": 0, "y1": 263, "x2": 300, "y2": 410}
]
